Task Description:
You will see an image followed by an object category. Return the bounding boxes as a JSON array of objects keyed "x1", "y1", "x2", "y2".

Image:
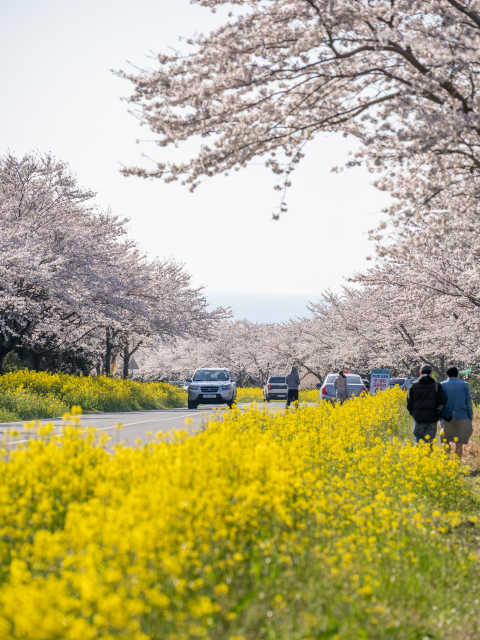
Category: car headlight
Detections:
[
  {"x1": 222, "y1": 384, "x2": 232, "y2": 390},
  {"x1": 189, "y1": 385, "x2": 199, "y2": 390}
]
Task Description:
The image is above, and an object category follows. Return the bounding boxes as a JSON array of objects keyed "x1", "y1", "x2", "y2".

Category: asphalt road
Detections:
[{"x1": 0, "y1": 403, "x2": 286, "y2": 449}]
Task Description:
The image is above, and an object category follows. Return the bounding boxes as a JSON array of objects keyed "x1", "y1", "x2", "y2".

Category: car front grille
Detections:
[{"x1": 201, "y1": 386, "x2": 219, "y2": 392}]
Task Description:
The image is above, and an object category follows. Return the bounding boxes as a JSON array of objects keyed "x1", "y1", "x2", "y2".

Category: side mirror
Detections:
[
  {"x1": 231, "y1": 377, "x2": 238, "y2": 382},
  {"x1": 186, "y1": 377, "x2": 192, "y2": 383},
  {"x1": 315, "y1": 383, "x2": 321, "y2": 389}
]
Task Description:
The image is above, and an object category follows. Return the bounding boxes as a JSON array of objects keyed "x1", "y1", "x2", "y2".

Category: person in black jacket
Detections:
[
  {"x1": 407, "y1": 364, "x2": 445, "y2": 445},
  {"x1": 285, "y1": 365, "x2": 300, "y2": 407}
]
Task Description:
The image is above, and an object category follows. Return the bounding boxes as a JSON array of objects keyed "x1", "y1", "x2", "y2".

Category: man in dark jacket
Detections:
[
  {"x1": 285, "y1": 365, "x2": 300, "y2": 407},
  {"x1": 407, "y1": 364, "x2": 445, "y2": 445}
]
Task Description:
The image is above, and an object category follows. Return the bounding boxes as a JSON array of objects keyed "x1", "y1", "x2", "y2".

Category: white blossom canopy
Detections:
[
  {"x1": 118, "y1": 0, "x2": 480, "y2": 230},
  {"x1": 0, "y1": 152, "x2": 229, "y2": 374}
]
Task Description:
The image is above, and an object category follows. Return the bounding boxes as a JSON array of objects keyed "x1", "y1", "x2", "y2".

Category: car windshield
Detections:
[
  {"x1": 390, "y1": 378, "x2": 406, "y2": 385},
  {"x1": 269, "y1": 377, "x2": 286, "y2": 383},
  {"x1": 193, "y1": 370, "x2": 229, "y2": 382},
  {"x1": 346, "y1": 375, "x2": 362, "y2": 384},
  {"x1": 326, "y1": 374, "x2": 362, "y2": 384}
]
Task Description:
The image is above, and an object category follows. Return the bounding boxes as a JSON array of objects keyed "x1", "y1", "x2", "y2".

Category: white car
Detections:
[
  {"x1": 185, "y1": 368, "x2": 237, "y2": 409},
  {"x1": 389, "y1": 377, "x2": 417, "y2": 391},
  {"x1": 319, "y1": 373, "x2": 367, "y2": 402},
  {"x1": 263, "y1": 376, "x2": 288, "y2": 402},
  {"x1": 168, "y1": 380, "x2": 185, "y2": 388}
]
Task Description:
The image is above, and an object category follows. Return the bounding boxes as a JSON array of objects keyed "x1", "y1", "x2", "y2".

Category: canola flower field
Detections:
[
  {"x1": 0, "y1": 370, "x2": 316, "y2": 423},
  {"x1": 0, "y1": 388, "x2": 479, "y2": 639},
  {"x1": 0, "y1": 370, "x2": 187, "y2": 422},
  {"x1": 235, "y1": 388, "x2": 318, "y2": 404}
]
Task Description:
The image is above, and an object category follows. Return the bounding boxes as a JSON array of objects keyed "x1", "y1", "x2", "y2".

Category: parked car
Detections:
[
  {"x1": 319, "y1": 373, "x2": 367, "y2": 402},
  {"x1": 168, "y1": 380, "x2": 185, "y2": 388},
  {"x1": 263, "y1": 376, "x2": 288, "y2": 402},
  {"x1": 185, "y1": 368, "x2": 237, "y2": 409},
  {"x1": 362, "y1": 376, "x2": 370, "y2": 390},
  {"x1": 352, "y1": 372, "x2": 370, "y2": 390},
  {"x1": 389, "y1": 377, "x2": 417, "y2": 391}
]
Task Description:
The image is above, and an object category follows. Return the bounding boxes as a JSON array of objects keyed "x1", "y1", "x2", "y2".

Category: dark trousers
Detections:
[{"x1": 286, "y1": 389, "x2": 299, "y2": 407}]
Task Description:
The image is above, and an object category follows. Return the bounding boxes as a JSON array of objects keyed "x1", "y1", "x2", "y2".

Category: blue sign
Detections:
[{"x1": 370, "y1": 368, "x2": 390, "y2": 393}]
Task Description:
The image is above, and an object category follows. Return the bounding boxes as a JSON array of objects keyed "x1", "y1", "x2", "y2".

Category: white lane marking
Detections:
[
  {"x1": 111, "y1": 414, "x2": 194, "y2": 428},
  {"x1": 7, "y1": 413, "x2": 201, "y2": 444}
]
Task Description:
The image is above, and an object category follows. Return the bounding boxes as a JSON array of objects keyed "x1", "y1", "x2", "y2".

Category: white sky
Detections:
[{"x1": 0, "y1": 0, "x2": 390, "y2": 321}]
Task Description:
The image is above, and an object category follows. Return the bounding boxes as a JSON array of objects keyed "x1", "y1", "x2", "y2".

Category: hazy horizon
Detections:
[{"x1": 207, "y1": 292, "x2": 319, "y2": 324}]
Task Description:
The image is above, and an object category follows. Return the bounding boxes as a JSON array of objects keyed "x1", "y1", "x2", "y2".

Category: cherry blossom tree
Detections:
[
  {"x1": 0, "y1": 152, "x2": 229, "y2": 375},
  {"x1": 138, "y1": 320, "x2": 284, "y2": 384},
  {"x1": 112, "y1": 257, "x2": 229, "y2": 378},
  {"x1": 352, "y1": 224, "x2": 480, "y2": 377},
  {"x1": 118, "y1": 0, "x2": 480, "y2": 233},
  {"x1": 269, "y1": 316, "x2": 334, "y2": 383},
  {"x1": 0, "y1": 151, "x2": 102, "y2": 373},
  {"x1": 139, "y1": 275, "x2": 479, "y2": 386},
  {"x1": 269, "y1": 279, "x2": 476, "y2": 382},
  {"x1": 338, "y1": 285, "x2": 470, "y2": 379}
]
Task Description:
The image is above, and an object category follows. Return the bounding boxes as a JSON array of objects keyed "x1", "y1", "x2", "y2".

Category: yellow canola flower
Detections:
[
  {"x1": 236, "y1": 387, "x2": 319, "y2": 404},
  {"x1": 0, "y1": 387, "x2": 476, "y2": 639},
  {"x1": 0, "y1": 369, "x2": 189, "y2": 422}
]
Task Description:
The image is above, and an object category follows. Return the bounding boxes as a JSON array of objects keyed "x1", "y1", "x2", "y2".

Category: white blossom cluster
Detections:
[
  {"x1": 139, "y1": 271, "x2": 474, "y2": 384},
  {"x1": 118, "y1": 0, "x2": 480, "y2": 229},
  {"x1": 114, "y1": 0, "x2": 480, "y2": 380},
  {"x1": 0, "y1": 152, "x2": 228, "y2": 376},
  {"x1": 138, "y1": 320, "x2": 284, "y2": 385},
  {"x1": 139, "y1": 215, "x2": 480, "y2": 382}
]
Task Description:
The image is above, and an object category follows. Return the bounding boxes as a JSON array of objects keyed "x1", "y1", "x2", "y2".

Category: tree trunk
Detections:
[
  {"x1": 122, "y1": 340, "x2": 142, "y2": 380},
  {"x1": 123, "y1": 343, "x2": 130, "y2": 380},
  {"x1": 0, "y1": 320, "x2": 34, "y2": 375},
  {"x1": 439, "y1": 355, "x2": 445, "y2": 381},
  {"x1": 96, "y1": 362, "x2": 101, "y2": 376},
  {"x1": 105, "y1": 328, "x2": 112, "y2": 375},
  {"x1": 57, "y1": 351, "x2": 63, "y2": 371},
  {"x1": 32, "y1": 351, "x2": 43, "y2": 372}
]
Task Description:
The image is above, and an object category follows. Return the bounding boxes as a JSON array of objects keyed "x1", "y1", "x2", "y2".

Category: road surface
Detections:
[{"x1": 0, "y1": 403, "x2": 285, "y2": 449}]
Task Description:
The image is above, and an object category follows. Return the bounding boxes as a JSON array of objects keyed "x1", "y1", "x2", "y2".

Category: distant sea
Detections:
[{"x1": 207, "y1": 292, "x2": 319, "y2": 324}]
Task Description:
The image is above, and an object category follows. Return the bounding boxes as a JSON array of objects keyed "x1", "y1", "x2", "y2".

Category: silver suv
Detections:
[{"x1": 186, "y1": 368, "x2": 237, "y2": 410}]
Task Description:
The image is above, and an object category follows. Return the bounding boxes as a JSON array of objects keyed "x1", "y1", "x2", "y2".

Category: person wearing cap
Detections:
[
  {"x1": 407, "y1": 365, "x2": 445, "y2": 446},
  {"x1": 440, "y1": 366, "x2": 473, "y2": 459}
]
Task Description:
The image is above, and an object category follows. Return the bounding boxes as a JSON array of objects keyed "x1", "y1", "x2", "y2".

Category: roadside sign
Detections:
[{"x1": 370, "y1": 368, "x2": 390, "y2": 393}]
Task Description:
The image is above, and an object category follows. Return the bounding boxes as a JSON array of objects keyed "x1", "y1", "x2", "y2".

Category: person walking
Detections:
[
  {"x1": 407, "y1": 364, "x2": 445, "y2": 445},
  {"x1": 334, "y1": 371, "x2": 348, "y2": 404},
  {"x1": 285, "y1": 365, "x2": 300, "y2": 407},
  {"x1": 440, "y1": 366, "x2": 473, "y2": 459}
]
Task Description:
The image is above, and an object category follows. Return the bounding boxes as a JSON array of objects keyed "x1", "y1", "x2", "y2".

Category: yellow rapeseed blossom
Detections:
[
  {"x1": 0, "y1": 388, "x2": 477, "y2": 639},
  {"x1": 0, "y1": 370, "x2": 188, "y2": 422},
  {"x1": 236, "y1": 387, "x2": 319, "y2": 404}
]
